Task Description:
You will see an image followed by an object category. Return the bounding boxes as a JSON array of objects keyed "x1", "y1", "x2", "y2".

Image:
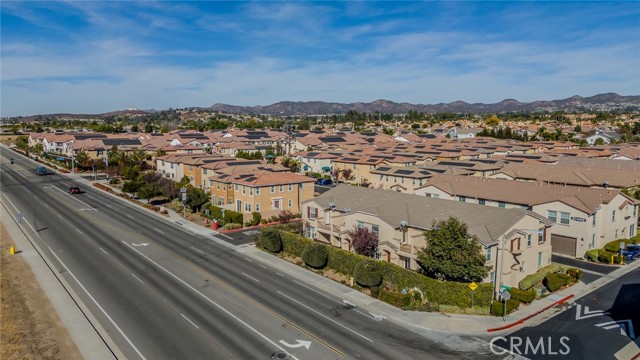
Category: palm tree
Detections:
[{"x1": 131, "y1": 148, "x2": 147, "y2": 166}]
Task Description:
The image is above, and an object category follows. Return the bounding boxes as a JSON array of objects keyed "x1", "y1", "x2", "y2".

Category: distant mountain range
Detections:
[
  {"x1": 8, "y1": 93, "x2": 640, "y2": 121},
  {"x1": 210, "y1": 93, "x2": 640, "y2": 115}
]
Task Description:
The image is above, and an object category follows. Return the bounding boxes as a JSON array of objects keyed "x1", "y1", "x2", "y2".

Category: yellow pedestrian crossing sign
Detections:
[{"x1": 469, "y1": 282, "x2": 478, "y2": 291}]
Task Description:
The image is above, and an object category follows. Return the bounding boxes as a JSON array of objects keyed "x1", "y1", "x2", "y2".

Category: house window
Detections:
[
  {"x1": 510, "y1": 238, "x2": 521, "y2": 252},
  {"x1": 478, "y1": 199, "x2": 486, "y2": 205},
  {"x1": 235, "y1": 184, "x2": 239, "y2": 191},
  {"x1": 273, "y1": 199, "x2": 281, "y2": 209},
  {"x1": 489, "y1": 271, "x2": 495, "y2": 284},
  {"x1": 400, "y1": 256, "x2": 411, "y2": 269},
  {"x1": 307, "y1": 207, "x2": 318, "y2": 219},
  {"x1": 486, "y1": 246, "x2": 492, "y2": 262},
  {"x1": 271, "y1": 185, "x2": 275, "y2": 193},
  {"x1": 279, "y1": 185, "x2": 284, "y2": 192},
  {"x1": 459, "y1": 196, "x2": 466, "y2": 202},
  {"x1": 307, "y1": 226, "x2": 316, "y2": 239},
  {"x1": 161, "y1": 160, "x2": 165, "y2": 166},
  {"x1": 372, "y1": 225, "x2": 379, "y2": 238},
  {"x1": 249, "y1": 187, "x2": 253, "y2": 195},
  {"x1": 527, "y1": 234, "x2": 532, "y2": 247},
  {"x1": 288, "y1": 199, "x2": 293, "y2": 208},
  {"x1": 560, "y1": 212, "x2": 570, "y2": 225},
  {"x1": 212, "y1": 195, "x2": 217, "y2": 204},
  {"x1": 245, "y1": 202, "x2": 251, "y2": 212},
  {"x1": 228, "y1": 197, "x2": 232, "y2": 204},
  {"x1": 171, "y1": 163, "x2": 174, "y2": 169},
  {"x1": 324, "y1": 211, "x2": 330, "y2": 224},
  {"x1": 537, "y1": 252, "x2": 543, "y2": 267},
  {"x1": 547, "y1": 210, "x2": 557, "y2": 223},
  {"x1": 615, "y1": 229, "x2": 618, "y2": 238},
  {"x1": 217, "y1": 182, "x2": 220, "y2": 190},
  {"x1": 189, "y1": 165, "x2": 193, "y2": 170},
  {"x1": 256, "y1": 187, "x2": 260, "y2": 195},
  {"x1": 592, "y1": 213, "x2": 596, "y2": 226},
  {"x1": 242, "y1": 185, "x2": 246, "y2": 195},
  {"x1": 203, "y1": 169, "x2": 207, "y2": 175},
  {"x1": 223, "y1": 184, "x2": 226, "y2": 190},
  {"x1": 631, "y1": 224, "x2": 636, "y2": 237},
  {"x1": 288, "y1": 184, "x2": 293, "y2": 191},
  {"x1": 612, "y1": 210, "x2": 616, "y2": 222},
  {"x1": 255, "y1": 203, "x2": 260, "y2": 212},
  {"x1": 357, "y1": 221, "x2": 364, "y2": 229},
  {"x1": 498, "y1": 202, "x2": 506, "y2": 208},
  {"x1": 394, "y1": 176, "x2": 397, "y2": 183},
  {"x1": 219, "y1": 197, "x2": 225, "y2": 205}
]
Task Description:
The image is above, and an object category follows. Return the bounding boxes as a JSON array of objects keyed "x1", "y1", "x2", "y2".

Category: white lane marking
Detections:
[
  {"x1": 99, "y1": 248, "x2": 109, "y2": 255},
  {"x1": 277, "y1": 290, "x2": 373, "y2": 342},
  {"x1": 241, "y1": 272, "x2": 261, "y2": 283},
  {"x1": 190, "y1": 246, "x2": 204, "y2": 254},
  {"x1": 105, "y1": 204, "x2": 113, "y2": 208},
  {"x1": 46, "y1": 245, "x2": 147, "y2": 360},
  {"x1": 292, "y1": 280, "x2": 377, "y2": 321},
  {"x1": 122, "y1": 242, "x2": 298, "y2": 360},
  {"x1": 276, "y1": 272, "x2": 284, "y2": 277},
  {"x1": 217, "y1": 233, "x2": 232, "y2": 239},
  {"x1": 15, "y1": 170, "x2": 27, "y2": 178},
  {"x1": 126, "y1": 215, "x2": 134, "y2": 219},
  {"x1": 180, "y1": 314, "x2": 200, "y2": 329},
  {"x1": 57, "y1": 214, "x2": 63, "y2": 220},
  {"x1": 24, "y1": 188, "x2": 33, "y2": 195},
  {"x1": 153, "y1": 228, "x2": 164, "y2": 234},
  {"x1": 131, "y1": 274, "x2": 145, "y2": 285},
  {"x1": 43, "y1": 203, "x2": 50, "y2": 208},
  {"x1": 244, "y1": 258, "x2": 253, "y2": 263},
  {"x1": 52, "y1": 186, "x2": 97, "y2": 211},
  {"x1": 259, "y1": 264, "x2": 267, "y2": 269},
  {"x1": 86, "y1": 195, "x2": 96, "y2": 199},
  {"x1": 74, "y1": 228, "x2": 83, "y2": 235}
]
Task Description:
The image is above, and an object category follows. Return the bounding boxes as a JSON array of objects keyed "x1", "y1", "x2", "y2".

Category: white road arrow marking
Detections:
[
  {"x1": 596, "y1": 320, "x2": 635, "y2": 339},
  {"x1": 279, "y1": 340, "x2": 312, "y2": 350},
  {"x1": 368, "y1": 312, "x2": 386, "y2": 321},
  {"x1": 131, "y1": 243, "x2": 149, "y2": 247},
  {"x1": 575, "y1": 304, "x2": 608, "y2": 320}
]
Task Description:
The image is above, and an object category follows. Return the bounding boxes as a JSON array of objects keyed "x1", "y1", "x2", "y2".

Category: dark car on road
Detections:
[
  {"x1": 35, "y1": 166, "x2": 47, "y2": 175},
  {"x1": 315, "y1": 178, "x2": 333, "y2": 186},
  {"x1": 68, "y1": 186, "x2": 81, "y2": 194},
  {"x1": 622, "y1": 244, "x2": 640, "y2": 260}
]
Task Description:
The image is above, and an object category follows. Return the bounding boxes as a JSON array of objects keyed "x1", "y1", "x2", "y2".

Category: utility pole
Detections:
[
  {"x1": 70, "y1": 142, "x2": 75, "y2": 174},
  {"x1": 105, "y1": 149, "x2": 109, "y2": 181}
]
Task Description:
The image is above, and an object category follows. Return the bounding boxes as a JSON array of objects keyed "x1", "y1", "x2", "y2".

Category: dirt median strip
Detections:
[{"x1": 0, "y1": 222, "x2": 83, "y2": 360}]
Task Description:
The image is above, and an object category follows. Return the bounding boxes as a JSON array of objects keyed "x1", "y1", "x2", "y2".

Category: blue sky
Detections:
[{"x1": 1, "y1": 1, "x2": 639, "y2": 117}]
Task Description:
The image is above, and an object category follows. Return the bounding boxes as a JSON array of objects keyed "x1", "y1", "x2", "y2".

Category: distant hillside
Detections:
[{"x1": 210, "y1": 93, "x2": 640, "y2": 115}]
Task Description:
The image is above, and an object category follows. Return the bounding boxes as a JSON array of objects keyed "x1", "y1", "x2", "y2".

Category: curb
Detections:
[{"x1": 486, "y1": 294, "x2": 574, "y2": 332}]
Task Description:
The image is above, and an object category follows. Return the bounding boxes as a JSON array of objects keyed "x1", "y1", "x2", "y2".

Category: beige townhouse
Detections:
[
  {"x1": 415, "y1": 175, "x2": 639, "y2": 257},
  {"x1": 294, "y1": 151, "x2": 338, "y2": 175},
  {"x1": 303, "y1": 185, "x2": 553, "y2": 295},
  {"x1": 209, "y1": 170, "x2": 315, "y2": 221}
]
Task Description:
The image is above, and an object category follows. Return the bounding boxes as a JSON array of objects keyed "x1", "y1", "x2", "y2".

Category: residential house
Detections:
[
  {"x1": 415, "y1": 175, "x2": 639, "y2": 257},
  {"x1": 303, "y1": 185, "x2": 553, "y2": 295}
]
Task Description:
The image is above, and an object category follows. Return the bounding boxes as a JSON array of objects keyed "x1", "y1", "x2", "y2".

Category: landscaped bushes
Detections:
[
  {"x1": 259, "y1": 227, "x2": 283, "y2": 253},
  {"x1": 262, "y1": 230, "x2": 493, "y2": 309},
  {"x1": 518, "y1": 264, "x2": 564, "y2": 290},
  {"x1": 508, "y1": 288, "x2": 536, "y2": 304},
  {"x1": 604, "y1": 239, "x2": 628, "y2": 252},
  {"x1": 544, "y1": 273, "x2": 572, "y2": 292},
  {"x1": 597, "y1": 249, "x2": 623, "y2": 264},
  {"x1": 301, "y1": 243, "x2": 329, "y2": 269},
  {"x1": 354, "y1": 260, "x2": 383, "y2": 287},
  {"x1": 585, "y1": 249, "x2": 599, "y2": 263},
  {"x1": 566, "y1": 268, "x2": 583, "y2": 282},
  {"x1": 205, "y1": 205, "x2": 243, "y2": 225},
  {"x1": 490, "y1": 299, "x2": 520, "y2": 316}
]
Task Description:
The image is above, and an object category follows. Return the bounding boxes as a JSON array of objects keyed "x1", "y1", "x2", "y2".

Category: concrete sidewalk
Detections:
[{"x1": 68, "y1": 173, "x2": 640, "y2": 335}]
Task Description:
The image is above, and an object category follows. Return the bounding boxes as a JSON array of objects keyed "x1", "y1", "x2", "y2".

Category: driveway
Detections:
[{"x1": 552, "y1": 254, "x2": 619, "y2": 284}]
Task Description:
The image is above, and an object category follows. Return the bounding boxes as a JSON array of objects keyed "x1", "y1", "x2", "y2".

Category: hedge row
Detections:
[
  {"x1": 490, "y1": 299, "x2": 520, "y2": 316},
  {"x1": 585, "y1": 249, "x2": 599, "y2": 263},
  {"x1": 205, "y1": 205, "x2": 244, "y2": 224},
  {"x1": 597, "y1": 249, "x2": 623, "y2": 264},
  {"x1": 544, "y1": 273, "x2": 572, "y2": 292},
  {"x1": 604, "y1": 239, "x2": 627, "y2": 252},
  {"x1": 518, "y1": 264, "x2": 564, "y2": 290},
  {"x1": 508, "y1": 288, "x2": 535, "y2": 304},
  {"x1": 263, "y1": 230, "x2": 493, "y2": 308}
]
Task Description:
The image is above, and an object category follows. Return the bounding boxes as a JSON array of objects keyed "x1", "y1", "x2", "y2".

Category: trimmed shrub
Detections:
[
  {"x1": 222, "y1": 223, "x2": 242, "y2": 230},
  {"x1": 354, "y1": 260, "x2": 383, "y2": 288},
  {"x1": 585, "y1": 249, "x2": 599, "y2": 263},
  {"x1": 490, "y1": 299, "x2": 520, "y2": 316},
  {"x1": 509, "y1": 288, "x2": 535, "y2": 304},
  {"x1": 378, "y1": 289, "x2": 412, "y2": 308},
  {"x1": 604, "y1": 239, "x2": 627, "y2": 252},
  {"x1": 566, "y1": 268, "x2": 583, "y2": 282},
  {"x1": 250, "y1": 212, "x2": 261, "y2": 226},
  {"x1": 544, "y1": 273, "x2": 572, "y2": 292},
  {"x1": 598, "y1": 249, "x2": 616, "y2": 263},
  {"x1": 280, "y1": 231, "x2": 314, "y2": 257},
  {"x1": 518, "y1": 264, "x2": 565, "y2": 290},
  {"x1": 630, "y1": 234, "x2": 640, "y2": 244},
  {"x1": 301, "y1": 243, "x2": 329, "y2": 269},
  {"x1": 260, "y1": 227, "x2": 283, "y2": 253}
]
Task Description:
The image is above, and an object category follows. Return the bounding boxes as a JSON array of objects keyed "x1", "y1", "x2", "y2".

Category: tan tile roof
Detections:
[
  {"x1": 308, "y1": 185, "x2": 552, "y2": 246},
  {"x1": 210, "y1": 170, "x2": 315, "y2": 187},
  {"x1": 420, "y1": 174, "x2": 637, "y2": 215},
  {"x1": 496, "y1": 162, "x2": 640, "y2": 188}
]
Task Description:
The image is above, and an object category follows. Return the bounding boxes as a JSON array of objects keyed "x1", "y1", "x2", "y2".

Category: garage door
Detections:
[{"x1": 551, "y1": 234, "x2": 577, "y2": 256}]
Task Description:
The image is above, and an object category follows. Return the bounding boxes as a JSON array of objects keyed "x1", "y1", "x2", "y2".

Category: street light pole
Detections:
[{"x1": 70, "y1": 142, "x2": 75, "y2": 174}]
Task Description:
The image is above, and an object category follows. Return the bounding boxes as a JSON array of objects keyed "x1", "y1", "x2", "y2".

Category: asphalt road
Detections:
[
  {"x1": 499, "y1": 267, "x2": 640, "y2": 360},
  {"x1": 552, "y1": 254, "x2": 618, "y2": 284},
  {"x1": 1, "y1": 151, "x2": 482, "y2": 360}
]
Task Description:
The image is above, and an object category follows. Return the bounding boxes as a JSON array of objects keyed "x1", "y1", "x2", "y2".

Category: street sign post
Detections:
[
  {"x1": 469, "y1": 282, "x2": 478, "y2": 307},
  {"x1": 500, "y1": 289, "x2": 511, "y2": 322}
]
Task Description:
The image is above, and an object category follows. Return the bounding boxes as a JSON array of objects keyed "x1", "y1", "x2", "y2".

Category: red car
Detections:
[{"x1": 68, "y1": 186, "x2": 81, "y2": 194}]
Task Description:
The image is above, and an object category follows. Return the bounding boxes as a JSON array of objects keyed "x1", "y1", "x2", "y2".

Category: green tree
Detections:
[
  {"x1": 138, "y1": 183, "x2": 160, "y2": 203},
  {"x1": 416, "y1": 217, "x2": 490, "y2": 282},
  {"x1": 15, "y1": 135, "x2": 28, "y2": 151},
  {"x1": 574, "y1": 125, "x2": 582, "y2": 133},
  {"x1": 484, "y1": 115, "x2": 500, "y2": 127},
  {"x1": 594, "y1": 138, "x2": 605, "y2": 146},
  {"x1": 186, "y1": 186, "x2": 208, "y2": 212},
  {"x1": 74, "y1": 149, "x2": 88, "y2": 168}
]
